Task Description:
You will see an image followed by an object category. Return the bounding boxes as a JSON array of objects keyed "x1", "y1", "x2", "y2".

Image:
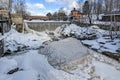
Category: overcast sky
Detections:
[{"x1": 26, "y1": 0, "x2": 85, "y2": 16}]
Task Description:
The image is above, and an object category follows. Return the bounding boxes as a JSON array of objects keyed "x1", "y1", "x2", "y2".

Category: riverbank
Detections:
[{"x1": 0, "y1": 25, "x2": 119, "y2": 80}]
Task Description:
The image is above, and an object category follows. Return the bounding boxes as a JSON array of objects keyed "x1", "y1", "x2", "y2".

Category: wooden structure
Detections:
[
  {"x1": 11, "y1": 14, "x2": 23, "y2": 32},
  {"x1": 102, "y1": 14, "x2": 120, "y2": 22},
  {"x1": 71, "y1": 8, "x2": 83, "y2": 20},
  {"x1": 0, "y1": 8, "x2": 11, "y2": 56},
  {"x1": 11, "y1": 14, "x2": 23, "y2": 25},
  {"x1": 25, "y1": 16, "x2": 49, "y2": 21}
]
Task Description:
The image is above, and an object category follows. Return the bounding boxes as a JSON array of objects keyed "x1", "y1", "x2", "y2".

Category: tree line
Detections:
[
  {"x1": 81, "y1": 0, "x2": 120, "y2": 24},
  {"x1": 0, "y1": 0, "x2": 120, "y2": 21},
  {"x1": 0, "y1": 0, "x2": 30, "y2": 18},
  {"x1": 46, "y1": 8, "x2": 68, "y2": 21}
]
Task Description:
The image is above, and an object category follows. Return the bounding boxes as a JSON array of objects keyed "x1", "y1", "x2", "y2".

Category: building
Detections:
[
  {"x1": 71, "y1": 8, "x2": 83, "y2": 20},
  {"x1": 0, "y1": 7, "x2": 4, "y2": 10},
  {"x1": 102, "y1": 14, "x2": 120, "y2": 22},
  {"x1": 0, "y1": 7, "x2": 9, "y2": 18},
  {"x1": 25, "y1": 16, "x2": 49, "y2": 21},
  {"x1": 0, "y1": 7, "x2": 11, "y2": 56}
]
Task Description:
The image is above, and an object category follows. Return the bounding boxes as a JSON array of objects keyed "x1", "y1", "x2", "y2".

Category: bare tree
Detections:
[
  {"x1": 0, "y1": 0, "x2": 9, "y2": 9},
  {"x1": 13, "y1": 0, "x2": 27, "y2": 18},
  {"x1": 83, "y1": 0, "x2": 92, "y2": 24},
  {"x1": 96, "y1": 0, "x2": 102, "y2": 20},
  {"x1": 46, "y1": 12, "x2": 52, "y2": 20},
  {"x1": 58, "y1": 8, "x2": 67, "y2": 21}
]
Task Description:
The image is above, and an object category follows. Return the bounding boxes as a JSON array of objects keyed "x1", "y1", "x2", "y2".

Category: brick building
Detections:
[{"x1": 71, "y1": 8, "x2": 83, "y2": 20}]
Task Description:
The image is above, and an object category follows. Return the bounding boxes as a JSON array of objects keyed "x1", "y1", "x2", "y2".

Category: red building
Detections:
[{"x1": 71, "y1": 8, "x2": 83, "y2": 20}]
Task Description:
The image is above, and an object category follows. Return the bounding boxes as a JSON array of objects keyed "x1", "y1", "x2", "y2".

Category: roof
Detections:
[{"x1": 71, "y1": 9, "x2": 83, "y2": 15}]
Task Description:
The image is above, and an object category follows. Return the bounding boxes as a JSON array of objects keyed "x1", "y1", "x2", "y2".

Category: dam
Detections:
[{"x1": 25, "y1": 21, "x2": 70, "y2": 32}]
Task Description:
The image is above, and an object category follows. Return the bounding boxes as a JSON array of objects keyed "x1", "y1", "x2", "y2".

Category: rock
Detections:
[
  {"x1": 2, "y1": 50, "x2": 12, "y2": 56},
  {"x1": 7, "y1": 67, "x2": 19, "y2": 74},
  {"x1": 90, "y1": 76, "x2": 104, "y2": 80},
  {"x1": 116, "y1": 48, "x2": 120, "y2": 53},
  {"x1": 88, "y1": 66, "x2": 95, "y2": 74},
  {"x1": 49, "y1": 32, "x2": 54, "y2": 35},
  {"x1": 32, "y1": 39, "x2": 37, "y2": 41},
  {"x1": 39, "y1": 38, "x2": 90, "y2": 68},
  {"x1": 22, "y1": 45, "x2": 28, "y2": 49}
]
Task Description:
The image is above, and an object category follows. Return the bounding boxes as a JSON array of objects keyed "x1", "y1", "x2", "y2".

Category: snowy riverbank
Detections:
[
  {"x1": 0, "y1": 25, "x2": 120, "y2": 80},
  {"x1": 54, "y1": 24, "x2": 120, "y2": 58}
]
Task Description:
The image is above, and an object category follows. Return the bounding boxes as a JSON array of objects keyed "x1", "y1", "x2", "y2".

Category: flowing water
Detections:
[{"x1": 24, "y1": 21, "x2": 70, "y2": 32}]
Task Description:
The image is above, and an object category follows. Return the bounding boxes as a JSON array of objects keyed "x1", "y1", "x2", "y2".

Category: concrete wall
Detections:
[{"x1": 26, "y1": 21, "x2": 70, "y2": 31}]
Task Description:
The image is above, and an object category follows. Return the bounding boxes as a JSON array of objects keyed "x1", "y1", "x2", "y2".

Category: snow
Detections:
[
  {"x1": 12, "y1": 70, "x2": 38, "y2": 80},
  {"x1": 68, "y1": 51, "x2": 120, "y2": 80},
  {"x1": 57, "y1": 24, "x2": 99, "y2": 40},
  {"x1": 0, "y1": 50, "x2": 120, "y2": 80},
  {"x1": 61, "y1": 24, "x2": 82, "y2": 36},
  {"x1": 24, "y1": 20, "x2": 70, "y2": 23},
  {"x1": 56, "y1": 24, "x2": 120, "y2": 54},
  {"x1": 0, "y1": 27, "x2": 120, "y2": 80},
  {"x1": 94, "y1": 21, "x2": 120, "y2": 26},
  {"x1": 39, "y1": 38, "x2": 89, "y2": 67},
  {"x1": 5, "y1": 28, "x2": 51, "y2": 52},
  {"x1": 82, "y1": 38, "x2": 120, "y2": 53},
  {"x1": 0, "y1": 50, "x2": 83, "y2": 80},
  {"x1": 93, "y1": 60, "x2": 120, "y2": 80},
  {"x1": 0, "y1": 57, "x2": 17, "y2": 74}
]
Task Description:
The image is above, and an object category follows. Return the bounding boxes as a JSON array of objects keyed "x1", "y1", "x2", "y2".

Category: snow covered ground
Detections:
[
  {"x1": 0, "y1": 50, "x2": 120, "y2": 80},
  {"x1": 24, "y1": 20, "x2": 70, "y2": 23},
  {"x1": 39, "y1": 38, "x2": 89, "y2": 68},
  {"x1": 55, "y1": 24, "x2": 120, "y2": 54},
  {"x1": 0, "y1": 24, "x2": 120, "y2": 80},
  {"x1": 0, "y1": 50, "x2": 85, "y2": 80},
  {"x1": 93, "y1": 21, "x2": 120, "y2": 26},
  {"x1": 5, "y1": 28, "x2": 51, "y2": 52}
]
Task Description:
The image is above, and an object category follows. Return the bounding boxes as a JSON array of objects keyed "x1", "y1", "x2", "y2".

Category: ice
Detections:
[
  {"x1": 39, "y1": 38, "x2": 89, "y2": 67},
  {"x1": 0, "y1": 50, "x2": 83, "y2": 80},
  {"x1": 0, "y1": 58, "x2": 18, "y2": 74},
  {"x1": 5, "y1": 28, "x2": 51, "y2": 52},
  {"x1": 93, "y1": 61, "x2": 120, "y2": 80},
  {"x1": 57, "y1": 24, "x2": 120, "y2": 54},
  {"x1": 12, "y1": 70, "x2": 38, "y2": 80},
  {"x1": 0, "y1": 24, "x2": 119, "y2": 80}
]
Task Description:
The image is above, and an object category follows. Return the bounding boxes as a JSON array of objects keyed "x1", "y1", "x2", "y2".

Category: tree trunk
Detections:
[{"x1": 88, "y1": 14, "x2": 92, "y2": 24}]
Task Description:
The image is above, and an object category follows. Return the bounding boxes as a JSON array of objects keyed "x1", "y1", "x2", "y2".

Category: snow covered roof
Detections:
[{"x1": 103, "y1": 14, "x2": 120, "y2": 16}]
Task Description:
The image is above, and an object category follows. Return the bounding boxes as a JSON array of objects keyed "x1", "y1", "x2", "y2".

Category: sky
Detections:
[{"x1": 26, "y1": 0, "x2": 85, "y2": 16}]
